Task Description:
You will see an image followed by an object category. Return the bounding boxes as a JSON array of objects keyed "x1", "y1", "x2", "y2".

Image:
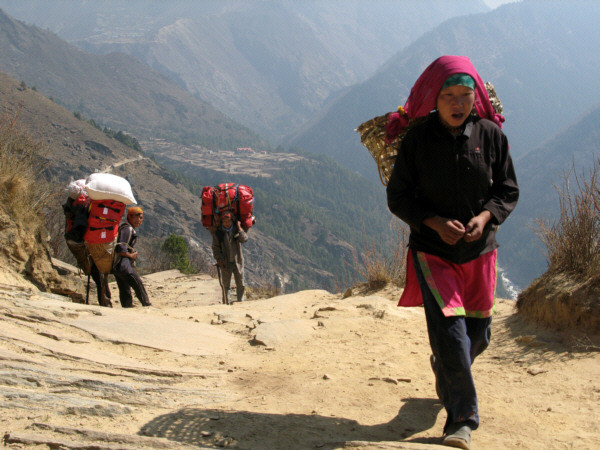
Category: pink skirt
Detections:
[{"x1": 399, "y1": 249, "x2": 497, "y2": 318}]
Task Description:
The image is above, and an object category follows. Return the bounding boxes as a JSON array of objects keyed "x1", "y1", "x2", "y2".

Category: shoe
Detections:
[
  {"x1": 443, "y1": 424, "x2": 471, "y2": 449},
  {"x1": 430, "y1": 354, "x2": 444, "y2": 403}
]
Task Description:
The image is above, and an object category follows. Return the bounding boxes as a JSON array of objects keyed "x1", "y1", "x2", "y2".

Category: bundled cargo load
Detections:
[
  {"x1": 201, "y1": 182, "x2": 255, "y2": 230},
  {"x1": 62, "y1": 173, "x2": 134, "y2": 307},
  {"x1": 85, "y1": 172, "x2": 137, "y2": 205},
  {"x1": 63, "y1": 179, "x2": 93, "y2": 275},
  {"x1": 83, "y1": 174, "x2": 132, "y2": 275},
  {"x1": 84, "y1": 200, "x2": 125, "y2": 244},
  {"x1": 84, "y1": 198, "x2": 127, "y2": 273},
  {"x1": 64, "y1": 179, "x2": 90, "y2": 243}
]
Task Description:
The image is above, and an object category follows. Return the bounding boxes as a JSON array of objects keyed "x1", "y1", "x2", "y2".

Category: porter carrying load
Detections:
[{"x1": 83, "y1": 173, "x2": 137, "y2": 307}]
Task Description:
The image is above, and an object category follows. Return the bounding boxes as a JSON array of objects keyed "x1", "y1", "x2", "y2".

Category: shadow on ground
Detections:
[{"x1": 139, "y1": 398, "x2": 443, "y2": 449}]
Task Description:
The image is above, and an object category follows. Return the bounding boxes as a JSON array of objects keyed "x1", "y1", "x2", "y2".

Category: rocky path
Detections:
[{"x1": 1, "y1": 270, "x2": 599, "y2": 449}]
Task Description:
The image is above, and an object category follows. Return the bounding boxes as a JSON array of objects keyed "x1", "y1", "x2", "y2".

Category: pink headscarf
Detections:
[{"x1": 385, "y1": 55, "x2": 504, "y2": 143}]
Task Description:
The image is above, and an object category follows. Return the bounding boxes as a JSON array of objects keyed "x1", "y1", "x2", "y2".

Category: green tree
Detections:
[{"x1": 162, "y1": 234, "x2": 191, "y2": 273}]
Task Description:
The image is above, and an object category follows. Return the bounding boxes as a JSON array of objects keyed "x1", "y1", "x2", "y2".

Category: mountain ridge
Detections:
[
  {"x1": 287, "y1": 1, "x2": 600, "y2": 178},
  {"x1": 0, "y1": 0, "x2": 490, "y2": 142},
  {"x1": 0, "y1": 7, "x2": 266, "y2": 151}
]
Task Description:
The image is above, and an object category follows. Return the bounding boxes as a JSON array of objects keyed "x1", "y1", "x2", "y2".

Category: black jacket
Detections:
[{"x1": 386, "y1": 112, "x2": 519, "y2": 264}]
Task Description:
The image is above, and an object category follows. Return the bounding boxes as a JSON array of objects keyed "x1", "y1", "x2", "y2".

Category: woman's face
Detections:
[{"x1": 436, "y1": 85, "x2": 475, "y2": 128}]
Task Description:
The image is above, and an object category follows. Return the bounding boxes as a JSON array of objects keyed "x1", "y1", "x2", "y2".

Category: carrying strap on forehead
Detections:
[{"x1": 441, "y1": 73, "x2": 475, "y2": 90}]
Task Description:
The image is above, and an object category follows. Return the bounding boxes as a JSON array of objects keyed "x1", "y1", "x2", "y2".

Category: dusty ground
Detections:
[{"x1": 1, "y1": 266, "x2": 599, "y2": 449}]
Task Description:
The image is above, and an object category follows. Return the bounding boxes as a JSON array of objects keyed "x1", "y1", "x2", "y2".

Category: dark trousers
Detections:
[
  {"x1": 90, "y1": 264, "x2": 111, "y2": 306},
  {"x1": 413, "y1": 251, "x2": 491, "y2": 432},
  {"x1": 220, "y1": 262, "x2": 245, "y2": 302},
  {"x1": 113, "y1": 258, "x2": 150, "y2": 307}
]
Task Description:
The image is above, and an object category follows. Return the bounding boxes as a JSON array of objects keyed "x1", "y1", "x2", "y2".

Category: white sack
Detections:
[
  {"x1": 67, "y1": 179, "x2": 87, "y2": 199},
  {"x1": 85, "y1": 173, "x2": 137, "y2": 205}
]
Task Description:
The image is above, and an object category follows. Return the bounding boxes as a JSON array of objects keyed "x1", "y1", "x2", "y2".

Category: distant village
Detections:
[
  {"x1": 235, "y1": 147, "x2": 267, "y2": 155},
  {"x1": 141, "y1": 139, "x2": 305, "y2": 178}
]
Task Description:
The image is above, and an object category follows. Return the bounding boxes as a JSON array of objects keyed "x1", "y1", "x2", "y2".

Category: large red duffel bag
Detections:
[
  {"x1": 84, "y1": 222, "x2": 119, "y2": 244},
  {"x1": 89, "y1": 199, "x2": 126, "y2": 222},
  {"x1": 201, "y1": 186, "x2": 216, "y2": 227},
  {"x1": 201, "y1": 183, "x2": 255, "y2": 230},
  {"x1": 85, "y1": 199, "x2": 125, "y2": 244}
]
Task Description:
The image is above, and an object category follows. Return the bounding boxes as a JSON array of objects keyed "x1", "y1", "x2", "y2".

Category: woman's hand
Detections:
[
  {"x1": 464, "y1": 210, "x2": 493, "y2": 242},
  {"x1": 424, "y1": 216, "x2": 466, "y2": 245}
]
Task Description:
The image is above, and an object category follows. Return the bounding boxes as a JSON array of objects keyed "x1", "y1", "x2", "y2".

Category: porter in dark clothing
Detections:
[
  {"x1": 113, "y1": 207, "x2": 150, "y2": 308},
  {"x1": 385, "y1": 56, "x2": 518, "y2": 449},
  {"x1": 63, "y1": 188, "x2": 111, "y2": 306},
  {"x1": 211, "y1": 212, "x2": 248, "y2": 303}
]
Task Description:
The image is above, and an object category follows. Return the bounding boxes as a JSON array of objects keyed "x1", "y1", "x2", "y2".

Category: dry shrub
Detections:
[
  {"x1": 134, "y1": 236, "x2": 216, "y2": 277},
  {"x1": 246, "y1": 283, "x2": 280, "y2": 300},
  {"x1": 518, "y1": 158, "x2": 600, "y2": 335},
  {"x1": 131, "y1": 237, "x2": 170, "y2": 274},
  {"x1": 0, "y1": 112, "x2": 51, "y2": 229},
  {"x1": 352, "y1": 219, "x2": 409, "y2": 290},
  {"x1": 534, "y1": 159, "x2": 600, "y2": 280}
]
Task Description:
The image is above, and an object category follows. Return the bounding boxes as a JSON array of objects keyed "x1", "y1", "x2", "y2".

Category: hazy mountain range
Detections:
[
  {"x1": 0, "y1": 8, "x2": 266, "y2": 150},
  {"x1": 0, "y1": 0, "x2": 489, "y2": 141},
  {"x1": 0, "y1": 1, "x2": 598, "y2": 294},
  {"x1": 287, "y1": 0, "x2": 600, "y2": 179}
]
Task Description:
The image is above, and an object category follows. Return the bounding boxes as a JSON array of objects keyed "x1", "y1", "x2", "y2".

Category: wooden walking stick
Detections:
[
  {"x1": 216, "y1": 264, "x2": 229, "y2": 305},
  {"x1": 85, "y1": 273, "x2": 90, "y2": 305}
]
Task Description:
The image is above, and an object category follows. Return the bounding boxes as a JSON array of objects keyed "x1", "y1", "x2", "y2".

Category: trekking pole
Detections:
[
  {"x1": 85, "y1": 274, "x2": 90, "y2": 305},
  {"x1": 215, "y1": 264, "x2": 229, "y2": 305}
]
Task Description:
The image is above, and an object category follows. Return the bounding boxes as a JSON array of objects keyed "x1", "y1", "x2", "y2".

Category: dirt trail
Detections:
[
  {"x1": 1, "y1": 268, "x2": 598, "y2": 449},
  {"x1": 101, "y1": 155, "x2": 147, "y2": 173}
]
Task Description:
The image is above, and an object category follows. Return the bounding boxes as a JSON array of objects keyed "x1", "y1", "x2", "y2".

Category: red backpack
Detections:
[
  {"x1": 84, "y1": 199, "x2": 126, "y2": 244},
  {"x1": 201, "y1": 183, "x2": 255, "y2": 230}
]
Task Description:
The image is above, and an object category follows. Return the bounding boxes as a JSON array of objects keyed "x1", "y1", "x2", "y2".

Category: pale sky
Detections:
[{"x1": 484, "y1": 0, "x2": 520, "y2": 8}]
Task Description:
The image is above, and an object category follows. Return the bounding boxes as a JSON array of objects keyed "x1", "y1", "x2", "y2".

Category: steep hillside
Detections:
[
  {"x1": 499, "y1": 103, "x2": 600, "y2": 290},
  {"x1": 287, "y1": 0, "x2": 600, "y2": 179},
  {"x1": 144, "y1": 142, "x2": 395, "y2": 293},
  {"x1": 0, "y1": 0, "x2": 489, "y2": 142},
  {"x1": 0, "y1": 8, "x2": 265, "y2": 150},
  {"x1": 0, "y1": 70, "x2": 339, "y2": 291}
]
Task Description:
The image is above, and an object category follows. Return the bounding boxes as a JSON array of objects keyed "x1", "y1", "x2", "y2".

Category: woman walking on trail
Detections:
[{"x1": 386, "y1": 55, "x2": 519, "y2": 449}]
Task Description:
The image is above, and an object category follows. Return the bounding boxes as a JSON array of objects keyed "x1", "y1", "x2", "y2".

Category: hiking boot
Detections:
[
  {"x1": 443, "y1": 424, "x2": 471, "y2": 449},
  {"x1": 430, "y1": 354, "x2": 444, "y2": 403}
]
